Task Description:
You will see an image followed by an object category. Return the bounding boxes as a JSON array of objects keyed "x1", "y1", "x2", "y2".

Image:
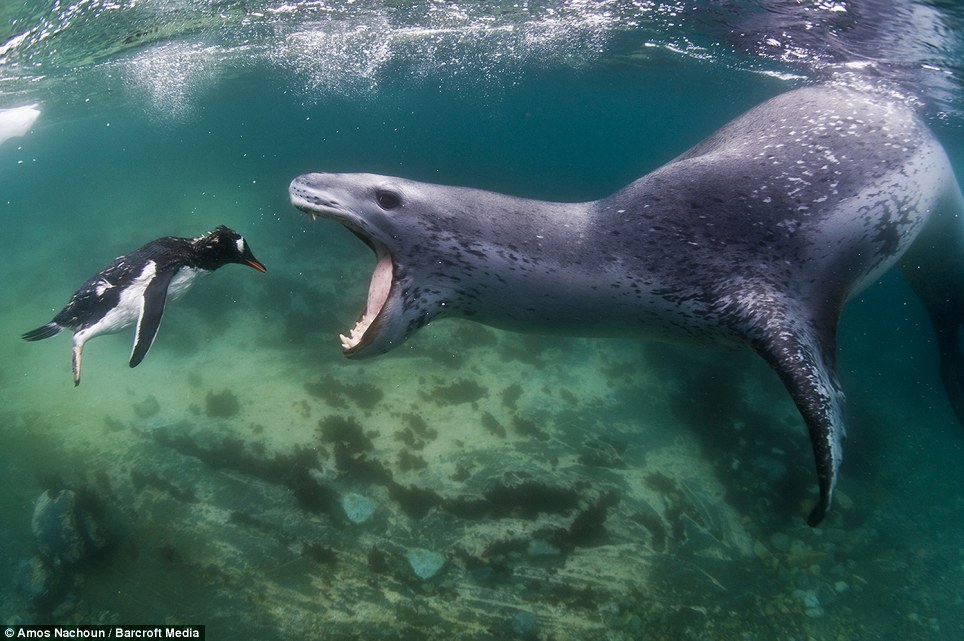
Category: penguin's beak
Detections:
[
  {"x1": 246, "y1": 258, "x2": 267, "y2": 273},
  {"x1": 240, "y1": 243, "x2": 267, "y2": 272}
]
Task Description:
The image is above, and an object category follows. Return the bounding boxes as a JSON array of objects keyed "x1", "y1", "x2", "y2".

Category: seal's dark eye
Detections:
[{"x1": 376, "y1": 189, "x2": 401, "y2": 210}]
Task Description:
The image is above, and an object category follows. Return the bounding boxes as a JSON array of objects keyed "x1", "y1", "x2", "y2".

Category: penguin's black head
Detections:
[{"x1": 196, "y1": 225, "x2": 267, "y2": 272}]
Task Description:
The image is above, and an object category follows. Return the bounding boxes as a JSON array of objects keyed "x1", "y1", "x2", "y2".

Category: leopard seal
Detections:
[{"x1": 289, "y1": 84, "x2": 964, "y2": 525}]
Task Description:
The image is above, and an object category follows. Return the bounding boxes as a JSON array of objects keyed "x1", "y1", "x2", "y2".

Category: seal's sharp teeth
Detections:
[
  {"x1": 339, "y1": 319, "x2": 368, "y2": 351},
  {"x1": 337, "y1": 247, "x2": 393, "y2": 353}
]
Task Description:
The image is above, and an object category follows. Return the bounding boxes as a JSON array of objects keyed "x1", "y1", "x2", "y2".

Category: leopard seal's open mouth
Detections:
[{"x1": 289, "y1": 173, "x2": 399, "y2": 357}]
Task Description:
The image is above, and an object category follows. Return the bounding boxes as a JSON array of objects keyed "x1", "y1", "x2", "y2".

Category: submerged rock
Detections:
[
  {"x1": 511, "y1": 611, "x2": 538, "y2": 638},
  {"x1": 133, "y1": 395, "x2": 161, "y2": 419},
  {"x1": 32, "y1": 490, "x2": 86, "y2": 566},
  {"x1": 792, "y1": 589, "x2": 824, "y2": 619},
  {"x1": 341, "y1": 492, "x2": 376, "y2": 524},
  {"x1": 31, "y1": 489, "x2": 110, "y2": 567},
  {"x1": 206, "y1": 389, "x2": 240, "y2": 418},
  {"x1": 15, "y1": 556, "x2": 56, "y2": 604},
  {"x1": 769, "y1": 532, "x2": 792, "y2": 552},
  {"x1": 406, "y1": 548, "x2": 445, "y2": 580},
  {"x1": 526, "y1": 538, "x2": 561, "y2": 557}
]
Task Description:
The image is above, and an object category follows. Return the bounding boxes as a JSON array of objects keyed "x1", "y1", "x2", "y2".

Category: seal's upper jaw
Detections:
[{"x1": 289, "y1": 173, "x2": 399, "y2": 358}]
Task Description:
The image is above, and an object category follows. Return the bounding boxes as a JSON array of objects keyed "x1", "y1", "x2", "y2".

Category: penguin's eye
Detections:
[{"x1": 375, "y1": 189, "x2": 401, "y2": 210}]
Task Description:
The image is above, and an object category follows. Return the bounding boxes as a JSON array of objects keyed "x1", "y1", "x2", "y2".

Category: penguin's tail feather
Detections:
[{"x1": 22, "y1": 322, "x2": 63, "y2": 341}]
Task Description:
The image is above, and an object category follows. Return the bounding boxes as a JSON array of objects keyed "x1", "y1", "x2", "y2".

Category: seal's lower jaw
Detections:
[{"x1": 339, "y1": 243, "x2": 393, "y2": 357}]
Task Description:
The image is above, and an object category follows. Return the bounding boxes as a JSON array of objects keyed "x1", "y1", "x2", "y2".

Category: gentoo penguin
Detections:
[{"x1": 22, "y1": 225, "x2": 267, "y2": 385}]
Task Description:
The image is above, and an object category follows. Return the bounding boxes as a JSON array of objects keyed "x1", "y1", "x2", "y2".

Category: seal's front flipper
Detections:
[
  {"x1": 901, "y1": 183, "x2": 964, "y2": 428},
  {"x1": 130, "y1": 270, "x2": 175, "y2": 368},
  {"x1": 735, "y1": 291, "x2": 846, "y2": 526}
]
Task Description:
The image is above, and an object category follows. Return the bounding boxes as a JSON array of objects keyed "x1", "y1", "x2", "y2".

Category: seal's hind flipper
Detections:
[
  {"x1": 765, "y1": 342, "x2": 845, "y2": 526},
  {"x1": 732, "y1": 289, "x2": 846, "y2": 526},
  {"x1": 130, "y1": 270, "x2": 175, "y2": 368}
]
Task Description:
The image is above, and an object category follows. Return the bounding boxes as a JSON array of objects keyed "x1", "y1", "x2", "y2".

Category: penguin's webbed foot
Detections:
[{"x1": 72, "y1": 343, "x2": 83, "y2": 387}]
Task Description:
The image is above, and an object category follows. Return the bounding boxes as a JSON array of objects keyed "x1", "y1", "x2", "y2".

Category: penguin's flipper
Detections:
[
  {"x1": 130, "y1": 269, "x2": 175, "y2": 368},
  {"x1": 22, "y1": 322, "x2": 63, "y2": 341}
]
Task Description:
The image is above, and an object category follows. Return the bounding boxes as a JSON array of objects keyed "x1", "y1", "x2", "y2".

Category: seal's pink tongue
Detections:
[{"x1": 339, "y1": 250, "x2": 392, "y2": 351}]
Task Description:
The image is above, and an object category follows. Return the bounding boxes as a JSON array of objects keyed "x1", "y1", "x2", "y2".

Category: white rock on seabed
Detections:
[
  {"x1": 340, "y1": 492, "x2": 376, "y2": 524},
  {"x1": 406, "y1": 548, "x2": 446, "y2": 580}
]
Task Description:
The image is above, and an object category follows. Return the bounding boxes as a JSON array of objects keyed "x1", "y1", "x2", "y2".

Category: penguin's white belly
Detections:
[
  {"x1": 167, "y1": 266, "x2": 204, "y2": 302},
  {"x1": 74, "y1": 262, "x2": 160, "y2": 343}
]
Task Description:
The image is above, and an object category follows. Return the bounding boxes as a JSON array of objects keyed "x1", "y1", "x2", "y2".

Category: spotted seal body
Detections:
[{"x1": 290, "y1": 85, "x2": 964, "y2": 525}]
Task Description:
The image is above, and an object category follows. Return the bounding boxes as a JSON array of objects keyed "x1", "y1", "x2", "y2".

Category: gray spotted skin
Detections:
[{"x1": 290, "y1": 85, "x2": 964, "y2": 526}]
